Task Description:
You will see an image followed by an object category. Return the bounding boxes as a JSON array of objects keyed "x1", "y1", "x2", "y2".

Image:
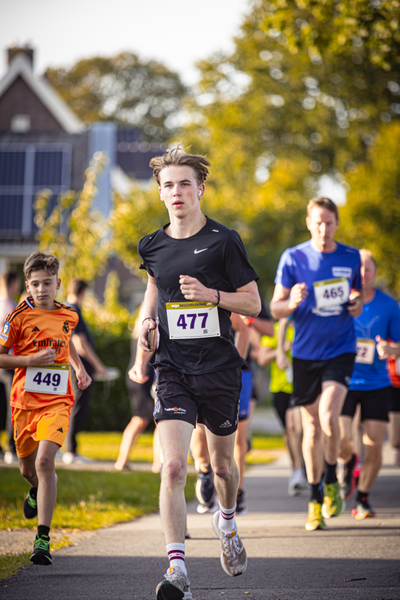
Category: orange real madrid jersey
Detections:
[{"x1": 0, "y1": 297, "x2": 79, "y2": 409}]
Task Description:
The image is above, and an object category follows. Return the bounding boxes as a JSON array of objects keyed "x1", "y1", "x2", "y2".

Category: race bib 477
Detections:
[{"x1": 166, "y1": 301, "x2": 221, "y2": 339}]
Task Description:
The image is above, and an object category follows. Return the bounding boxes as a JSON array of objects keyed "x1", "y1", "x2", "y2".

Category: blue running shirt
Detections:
[
  {"x1": 275, "y1": 241, "x2": 362, "y2": 360},
  {"x1": 350, "y1": 289, "x2": 400, "y2": 391}
]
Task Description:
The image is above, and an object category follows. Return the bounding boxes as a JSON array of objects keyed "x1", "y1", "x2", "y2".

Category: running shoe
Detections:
[
  {"x1": 322, "y1": 482, "x2": 346, "y2": 518},
  {"x1": 196, "y1": 468, "x2": 218, "y2": 513},
  {"x1": 236, "y1": 489, "x2": 247, "y2": 516},
  {"x1": 288, "y1": 468, "x2": 309, "y2": 497},
  {"x1": 305, "y1": 501, "x2": 327, "y2": 531},
  {"x1": 352, "y1": 497, "x2": 376, "y2": 520},
  {"x1": 30, "y1": 535, "x2": 52, "y2": 565},
  {"x1": 212, "y1": 510, "x2": 247, "y2": 576},
  {"x1": 23, "y1": 488, "x2": 38, "y2": 519},
  {"x1": 155, "y1": 566, "x2": 192, "y2": 600},
  {"x1": 338, "y1": 453, "x2": 359, "y2": 499}
]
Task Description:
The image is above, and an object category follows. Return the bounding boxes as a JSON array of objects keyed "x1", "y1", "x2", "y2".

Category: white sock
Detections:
[
  {"x1": 166, "y1": 543, "x2": 187, "y2": 575},
  {"x1": 218, "y1": 504, "x2": 237, "y2": 534}
]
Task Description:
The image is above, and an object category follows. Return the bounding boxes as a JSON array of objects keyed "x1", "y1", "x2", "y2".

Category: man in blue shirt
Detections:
[
  {"x1": 270, "y1": 196, "x2": 363, "y2": 531},
  {"x1": 338, "y1": 249, "x2": 400, "y2": 519}
]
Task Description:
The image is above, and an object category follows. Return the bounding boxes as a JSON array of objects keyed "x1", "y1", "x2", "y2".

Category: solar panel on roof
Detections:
[
  {"x1": 0, "y1": 149, "x2": 26, "y2": 186},
  {"x1": 34, "y1": 150, "x2": 64, "y2": 186},
  {"x1": 0, "y1": 144, "x2": 71, "y2": 235},
  {"x1": 0, "y1": 194, "x2": 23, "y2": 230}
]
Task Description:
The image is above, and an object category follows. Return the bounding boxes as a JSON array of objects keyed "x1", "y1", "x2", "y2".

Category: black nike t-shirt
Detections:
[{"x1": 138, "y1": 217, "x2": 259, "y2": 375}]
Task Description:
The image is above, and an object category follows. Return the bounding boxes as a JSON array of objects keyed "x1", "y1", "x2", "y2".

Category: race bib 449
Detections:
[{"x1": 24, "y1": 364, "x2": 69, "y2": 395}]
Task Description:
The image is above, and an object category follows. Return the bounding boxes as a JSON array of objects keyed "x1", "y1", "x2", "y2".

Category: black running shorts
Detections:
[
  {"x1": 390, "y1": 387, "x2": 400, "y2": 413},
  {"x1": 341, "y1": 387, "x2": 391, "y2": 422},
  {"x1": 292, "y1": 353, "x2": 355, "y2": 407},
  {"x1": 273, "y1": 391, "x2": 292, "y2": 429},
  {"x1": 154, "y1": 366, "x2": 242, "y2": 436}
]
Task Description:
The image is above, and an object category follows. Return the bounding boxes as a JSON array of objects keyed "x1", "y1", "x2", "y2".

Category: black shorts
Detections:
[
  {"x1": 273, "y1": 391, "x2": 292, "y2": 429},
  {"x1": 154, "y1": 365, "x2": 242, "y2": 436},
  {"x1": 390, "y1": 386, "x2": 400, "y2": 413},
  {"x1": 341, "y1": 387, "x2": 391, "y2": 422},
  {"x1": 292, "y1": 353, "x2": 355, "y2": 407},
  {"x1": 126, "y1": 364, "x2": 155, "y2": 421}
]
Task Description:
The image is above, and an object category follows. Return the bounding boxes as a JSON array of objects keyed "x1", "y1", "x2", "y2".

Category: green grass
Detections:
[
  {"x1": 1, "y1": 430, "x2": 285, "y2": 465},
  {"x1": 1, "y1": 552, "x2": 30, "y2": 580},
  {"x1": 71, "y1": 431, "x2": 155, "y2": 462},
  {"x1": 67, "y1": 430, "x2": 285, "y2": 465},
  {"x1": 0, "y1": 468, "x2": 195, "y2": 531},
  {"x1": 0, "y1": 468, "x2": 195, "y2": 580},
  {"x1": 0, "y1": 430, "x2": 284, "y2": 580}
]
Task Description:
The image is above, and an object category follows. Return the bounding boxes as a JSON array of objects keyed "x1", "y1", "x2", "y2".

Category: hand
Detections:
[
  {"x1": 29, "y1": 348, "x2": 57, "y2": 366},
  {"x1": 376, "y1": 335, "x2": 391, "y2": 360},
  {"x1": 76, "y1": 368, "x2": 92, "y2": 390},
  {"x1": 128, "y1": 363, "x2": 149, "y2": 384},
  {"x1": 179, "y1": 275, "x2": 212, "y2": 303},
  {"x1": 288, "y1": 283, "x2": 308, "y2": 311},
  {"x1": 347, "y1": 292, "x2": 363, "y2": 317},
  {"x1": 138, "y1": 321, "x2": 157, "y2": 352},
  {"x1": 283, "y1": 340, "x2": 293, "y2": 353},
  {"x1": 95, "y1": 364, "x2": 107, "y2": 377},
  {"x1": 276, "y1": 348, "x2": 289, "y2": 370}
]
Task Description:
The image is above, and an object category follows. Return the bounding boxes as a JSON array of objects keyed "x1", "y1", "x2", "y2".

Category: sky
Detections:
[{"x1": 0, "y1": 0, "x2": 250, "y2": 86}]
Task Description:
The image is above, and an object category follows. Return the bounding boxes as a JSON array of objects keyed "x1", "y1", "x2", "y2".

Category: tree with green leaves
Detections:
[
  {"x1": 180, "y1": 0, "x2": 400, "y2": 293},
  {"x1": 338, "y1": 122, "x2": 400, "y2": 295},
  {"x1": 34, "y1": 153, "x2": 109, "y2": 284},
  {"x1": 46, "y1": 52, "x2": 188, "y2": 143}
]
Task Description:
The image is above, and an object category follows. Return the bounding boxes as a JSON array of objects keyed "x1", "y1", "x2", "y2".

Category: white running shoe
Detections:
[
  {"x1": 156, "y1": 566, "x2": 192, "y2": 600},
  {"x1": 288, "y1": 468, "x2": 309, "y2": 496},
  {"x1": 212, "y1": 510, "x2": 247, "y2": 577}
]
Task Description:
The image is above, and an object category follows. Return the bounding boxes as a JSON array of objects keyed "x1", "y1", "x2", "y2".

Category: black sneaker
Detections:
[
  {"x1": 339, "y1": 453, "x2": 359, "y2": 499},
  {"x1": 196, "y1": 467, "x2": 217, "y2": 513},
  {"x1": 352, "y1": 496, "x2": 376, "y2": 520},
  {"x1": 24, "y1": 488, "x2": 38, "y2": 519},
  {"x1": 236, "y1": 489, "x2": 247, "y2": 516},
  {"x1": 30, "y1": 535, "x2": 52, "y2": 565}
]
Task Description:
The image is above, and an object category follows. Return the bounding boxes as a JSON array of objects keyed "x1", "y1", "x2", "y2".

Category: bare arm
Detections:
[
  {"x1": 376, "y1": 337, "x2": 400, "y2": 360},
  {"x1": 230, "y1": 313, "x2": 251, "y2": 359},
  {"x1": 347, "y1": 289, "x2": 364, "y2": 318},
  {"x1": 251, "y1": 316, "x2": 274, "y2": 337},
  {"x1": 0, "y1": 344, "x2": 56, "y2": 368},
  {"x1": 276, "y1": 318, "x2": 292, "y2": 370},
  {"x1": 270, "y1": 283, "x2": 308, "y2": 320},
  {"x1": 257, "y1": 346, "x2": 277, "y2": 367},
  {"x1": 71, "y1": 332, "x2": 106, "y2": 375},
  {"x1": 179, "y1": 277, "x2": 261, "y2": 317},
  {"x1": 69, "y1": 340, "x2": 92, "y2": 390},
  {"x1": 137, "y1": 275, "x2": 158, "y2": 353}
]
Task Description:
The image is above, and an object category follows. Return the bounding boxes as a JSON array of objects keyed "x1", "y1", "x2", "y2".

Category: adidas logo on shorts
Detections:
[{"x1": 219, "y1": 420, "x2": 232, "y2": 429}]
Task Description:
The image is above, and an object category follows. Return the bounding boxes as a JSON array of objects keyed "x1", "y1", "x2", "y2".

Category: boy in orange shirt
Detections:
[{"x1": 0, "y1": 252, "x2": 91, "y2": 565}]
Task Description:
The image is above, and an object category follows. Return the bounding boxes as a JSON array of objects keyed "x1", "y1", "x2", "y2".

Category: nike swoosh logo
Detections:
[{"x1": 194, "y1": 248, "x2": 208, "y2": 254}]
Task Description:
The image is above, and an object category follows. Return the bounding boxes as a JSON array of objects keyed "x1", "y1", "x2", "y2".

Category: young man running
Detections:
[
  {"x1": 338, "y1": 249, "x2": 400, "y2": 518},
  {"x1": 0, "y1": 252, "x2": 91, "y2": 564},
  {"x1": 270, "y1": 196, "x2": 363, "y2": 531},
  {"x1": 129, "y1": 146, "x2": 260, "y2": 600}
]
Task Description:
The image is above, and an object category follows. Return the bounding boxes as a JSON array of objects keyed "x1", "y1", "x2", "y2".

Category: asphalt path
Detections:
[{"x1": 2, "y1": 446, "x2": 399, "y2": 600}]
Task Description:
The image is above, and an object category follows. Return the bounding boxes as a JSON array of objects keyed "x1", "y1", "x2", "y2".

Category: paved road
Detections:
[{"x1": 2, "y1": 445, "x2": 399, "y2": 600}]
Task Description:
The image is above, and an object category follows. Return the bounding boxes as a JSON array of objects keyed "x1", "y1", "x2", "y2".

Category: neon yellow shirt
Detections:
[{"x1": 261, "y1": 321, "x2": 294, "y2": 394}]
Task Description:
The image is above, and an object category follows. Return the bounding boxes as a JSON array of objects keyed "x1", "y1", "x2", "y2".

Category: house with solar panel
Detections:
[{"x1": 0, "y1": 45, "x2": 165, "y2": 308}]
